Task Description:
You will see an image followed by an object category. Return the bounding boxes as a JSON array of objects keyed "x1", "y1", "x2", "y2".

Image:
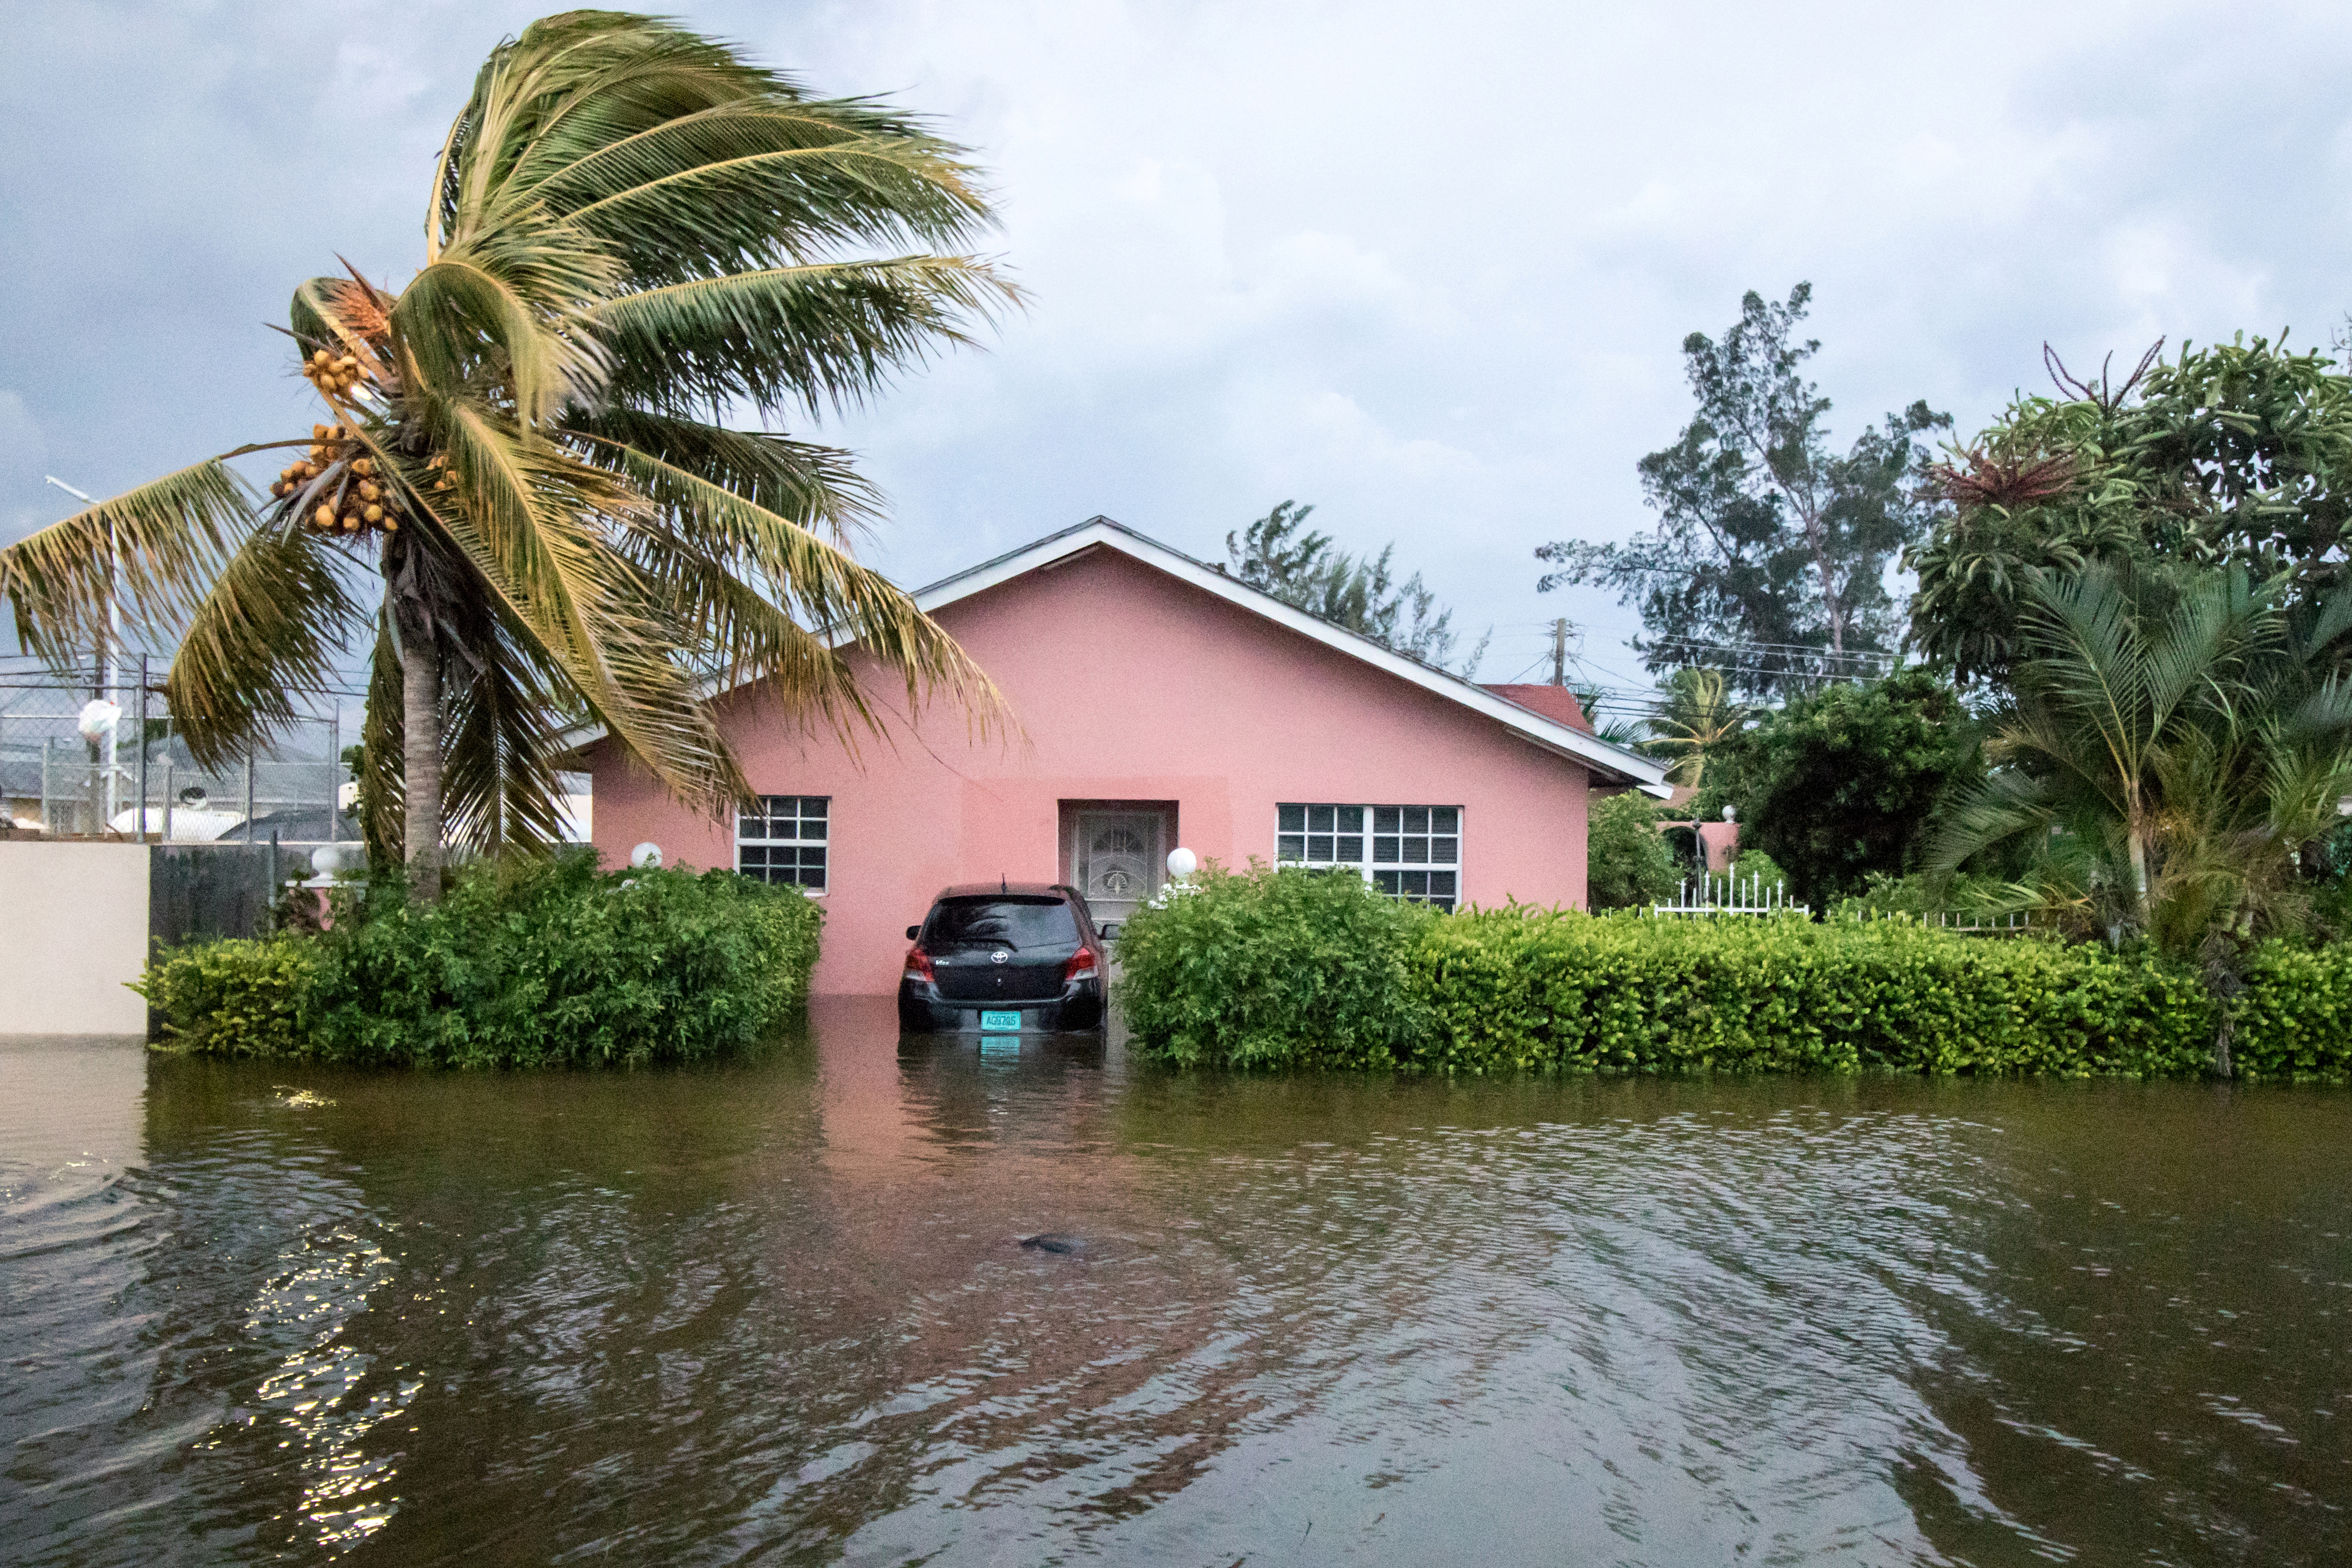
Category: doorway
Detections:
[{"x1": 1061, "y1": 801, "x2": 1175, "y2": 927}]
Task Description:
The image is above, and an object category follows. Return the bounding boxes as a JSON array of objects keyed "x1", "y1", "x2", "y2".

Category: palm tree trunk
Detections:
[{"x1": 400, "y1": 631, "x2": 442, "y2": 904}]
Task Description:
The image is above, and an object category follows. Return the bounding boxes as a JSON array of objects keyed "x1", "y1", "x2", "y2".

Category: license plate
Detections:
[
  {"x1": 979, "y1": 1033, "x2": 1021, "y2": 1054},
  {"x1": 980, "y1": 1010, "x2": 1022, "y2": 1032}
]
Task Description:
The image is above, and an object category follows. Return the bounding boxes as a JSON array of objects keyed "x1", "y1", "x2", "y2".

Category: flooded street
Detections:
[{"x1": 5, "y1": 1004, "x2": 2349, "y2": 1565}]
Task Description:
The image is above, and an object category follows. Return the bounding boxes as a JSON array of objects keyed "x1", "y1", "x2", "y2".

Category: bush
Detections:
[
  {"x1": 1411, "y1": 909, "x2": 2213, "y2": 1077},
  {"x1": 1588, "y1": 792, "x2": 1681, "y2": 909},
  {"x1": 136, "y1": 936, "x2": 319, "y2": 1058},
  {"x1": 1111, "y1": 864, "x2": 2350, "y2": 1078},
  {"x1": 141, "y1": 853, "x2": 823, "y2": 1068},
  {"x1": 1112, "y1": 862, "x2": 1434, "y2": 1068}
]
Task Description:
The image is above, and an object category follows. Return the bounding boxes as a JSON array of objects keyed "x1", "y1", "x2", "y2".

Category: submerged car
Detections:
[{"x1": 898, "y1": 883, "x2": 1112, "y2": 1034}]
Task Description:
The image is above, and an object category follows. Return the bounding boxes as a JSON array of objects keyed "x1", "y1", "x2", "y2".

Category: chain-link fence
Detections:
[{"x1": 2, "y1": 654, "x2": 355, "y2": 845}]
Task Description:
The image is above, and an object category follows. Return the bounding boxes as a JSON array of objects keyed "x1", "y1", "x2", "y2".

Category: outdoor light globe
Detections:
[
  {"x1": 1166, "y1": 847, "x2": 1198, "y2": 880},
  {"x1": 311, "y1": 844, "x2": 359, "y2": 879},
  {"x1": 1722, "y1": 805, "x2": 1737, "y2": 823},
  {"x1": 76, "y1": 699, "x2": 121, "y2": 742},
  {"x1": 630, "y1": 842, "x2": 663, "y2": 869}
]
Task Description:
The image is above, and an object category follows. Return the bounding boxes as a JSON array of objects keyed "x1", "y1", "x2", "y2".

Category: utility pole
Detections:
[{"x1": 1550, "y1": 617, "x2": 1570, "y2": 687}]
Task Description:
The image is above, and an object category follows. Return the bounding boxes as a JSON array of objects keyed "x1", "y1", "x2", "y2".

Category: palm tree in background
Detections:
[
  {"x1": 0, "y1": 11, "x2": 1016, "y2": 900},
  {"x1": 1930, "y1": 560, "x2": 2352, "y2": 1073},
  {"x1": 1642, "y1": 666, "x2": 1746, "y2": 790}
]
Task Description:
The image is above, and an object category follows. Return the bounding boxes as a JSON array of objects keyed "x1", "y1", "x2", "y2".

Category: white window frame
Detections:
[
  {"x1": 1275, "y1": 802, "x2": 1461, "y2": 912},
  {"x1": 736, "y1": 794, "x2": 830, "y2": 894}
]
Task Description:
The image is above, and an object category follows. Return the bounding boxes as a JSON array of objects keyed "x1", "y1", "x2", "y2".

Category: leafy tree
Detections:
[
  {"x1": 1910, "y1": 336, "x2": 2352, "y2": 684},
  {"x1": 1227, "y1": 500, "x2": 1488, "y2": 676},
  {"x1": 1538, "y1": 284, "x2": 1949, "y2": 695},
  {"x1": 1587, "y1": 790, "x2": 1681, "y2": 909},
  {"x1": 1708, "y1": 668, "x2": 1980, "y2": 911},
  {"x1": 1930, "y1": 560, "x2": 2352, "y2": 1074},
  {"x1": 1640, "y1": 666, "x2": 1746, "y2": 789},
  {"x1": 0, "y1": 13, "x2": 1013, "y2": 900}
]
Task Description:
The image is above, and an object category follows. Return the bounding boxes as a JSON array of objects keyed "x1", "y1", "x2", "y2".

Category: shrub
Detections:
[
  {"x1": 1113, "y1": 862, "x2": 1434, "y2": 1068},
  {"x1": 1411, "y1": 909, "x2": 2213, "y2": 1077},
  {"x1": 1112, "y1": 863, "x2": 2308, "y2": 1078},
  {"x1": 136, "y1": 936, "x2": 319, "y2": 1057},
  {"x1": 142, "y1": 853, "x2": 822, "y2": 1068},
  {"x1": 2233, "y1": 942, "x2": 2352, "y2": 1082},
  {"x1": 1588, "y1": 792, "x2": 1681, "y2": 909}
]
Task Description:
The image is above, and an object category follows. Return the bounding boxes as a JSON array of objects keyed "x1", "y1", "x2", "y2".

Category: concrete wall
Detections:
[
  {"x1": 0, "y1": 842, "x2": 151, "y2": 1035},
  {"x1": 590, "y1": 547, "x2": 1597, "y2": 996}
]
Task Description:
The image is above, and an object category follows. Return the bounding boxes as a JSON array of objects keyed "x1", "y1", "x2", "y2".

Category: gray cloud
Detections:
[{"x1": 7, "y1": 0, "x2": 2349, "y2": 694}]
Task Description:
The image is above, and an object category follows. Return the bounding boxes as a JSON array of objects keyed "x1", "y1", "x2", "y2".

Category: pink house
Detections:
[{"x1": 584, "y1": 518, "x2": 1670, "y2": 996}]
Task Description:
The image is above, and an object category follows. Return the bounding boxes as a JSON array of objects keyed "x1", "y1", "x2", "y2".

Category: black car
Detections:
[{"x1": 898, "y1": 883, "x2": 1113, "y2": 1034}]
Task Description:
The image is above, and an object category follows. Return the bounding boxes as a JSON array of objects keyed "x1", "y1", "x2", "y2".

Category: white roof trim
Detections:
[{"x1": 912, "y1": 516, "x2": 1672, "y2": 792}]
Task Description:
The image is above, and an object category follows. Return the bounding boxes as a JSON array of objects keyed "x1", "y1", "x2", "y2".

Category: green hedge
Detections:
[
  {"x1": 1113, "y1": 863, "x2": 1434, "y2": 1067},
  {"x1": 1115, "y1": 864, "x2": 2352, "y2": 1080},
  {"x1": 138, "y1": 854, "x2": 822, "y2": 1068}
]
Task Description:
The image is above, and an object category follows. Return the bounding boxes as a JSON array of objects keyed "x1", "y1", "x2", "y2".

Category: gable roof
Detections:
[
  {"x1": 1479, "y1": 683, "x2": 1592, "y2": 732},
  {"x1": 913, "y1": 516, "x2": 1670, "y2": 793}
]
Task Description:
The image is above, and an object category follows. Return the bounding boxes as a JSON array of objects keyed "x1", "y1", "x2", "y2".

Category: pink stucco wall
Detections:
[{"x1": 588, "y1": 546, "x2": 1596, "y2": 995}]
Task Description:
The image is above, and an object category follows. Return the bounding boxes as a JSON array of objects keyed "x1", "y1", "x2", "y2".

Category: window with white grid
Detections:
[
  {"x1": 1276, "y1": 802, "x2": 1460, "y2": 912},
  {"x1": 737, "y1": 795, "x2": 828, "y2": 891}
]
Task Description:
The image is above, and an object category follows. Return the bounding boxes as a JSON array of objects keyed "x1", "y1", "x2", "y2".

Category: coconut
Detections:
[
  {"x1": 315, "y1": 505, "x2": 336, "y2": 527},
  {"x1": 353, "y1": 458, "x2": 374, "y2": 477},
  {"x1": 364, "y1": 504, "x2": 383, "y2": 522},
  {"x1": 312, "y1": 350, "x2": 331, "y2": 366}
]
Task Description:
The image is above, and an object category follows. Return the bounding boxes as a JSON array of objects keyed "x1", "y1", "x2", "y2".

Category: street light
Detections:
[{"x1": 44, "y1": 475, "x2": 124, "y2": 829}]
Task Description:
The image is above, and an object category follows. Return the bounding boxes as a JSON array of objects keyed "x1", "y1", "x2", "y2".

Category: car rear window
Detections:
[{"x1": 924, "y1": 897, "x2": 1081, "y2": 950}]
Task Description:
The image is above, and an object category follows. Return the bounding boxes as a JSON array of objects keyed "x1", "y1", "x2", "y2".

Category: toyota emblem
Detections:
[{"x1": 991, "y1": 950, "x2": 1010, "y2": 964}]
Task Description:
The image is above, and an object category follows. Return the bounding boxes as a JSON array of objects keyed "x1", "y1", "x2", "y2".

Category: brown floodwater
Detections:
[{"x1": 3, "y1": 1003, "x2": 2349, "y2": 1565}]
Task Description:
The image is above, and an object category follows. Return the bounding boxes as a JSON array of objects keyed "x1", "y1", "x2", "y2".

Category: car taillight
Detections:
[
  {"x1": 1063, "y1": 946, "x2": 1098, "y2": 983},
  {"x1": 904, "y1": 945, "x2": 935, "y2": 982}
]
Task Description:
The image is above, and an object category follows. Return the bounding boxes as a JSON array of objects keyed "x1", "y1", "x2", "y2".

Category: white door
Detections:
[{"x1": 1073, "y1": 810, "x2": 1164, "y2": 926}]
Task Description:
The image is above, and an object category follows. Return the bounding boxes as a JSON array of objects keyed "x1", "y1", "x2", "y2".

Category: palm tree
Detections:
[
  {"x1": 1930, "y1": 560, "x2": 2352, "y2": 1073},
  {"x1": 0, "y1": 12, "x2": 1016, "y2": 900},
  {"x1": 1642, "y1": 666, "x2": 1746, "y2": 790}
]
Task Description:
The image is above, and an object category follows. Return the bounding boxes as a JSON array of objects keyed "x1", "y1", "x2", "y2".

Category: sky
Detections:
[{"x1": 6, "y1": 0, "x2": 2352, "y2": 714}]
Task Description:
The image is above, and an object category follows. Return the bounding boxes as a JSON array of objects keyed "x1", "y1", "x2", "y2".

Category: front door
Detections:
[{"x1": 1071, "y1": 808, "x2": 1167, "y2": 927}]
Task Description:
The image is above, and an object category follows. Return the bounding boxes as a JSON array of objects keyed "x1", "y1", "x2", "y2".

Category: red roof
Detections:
[{"x1": 1479, "y1": 683, "x2": 1592, "y2": 733}]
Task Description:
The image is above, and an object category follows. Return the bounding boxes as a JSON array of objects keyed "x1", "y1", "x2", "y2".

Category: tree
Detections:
[
  {"x1": 0, "y1": 13, "x2": 1015, "y2": 900},
  {"x1": 1930, "y1": 561, "x2": 2352, "y2": 1074},
  {"x1": 1536, "y1": 284, "x2": 1949, "y2": 695},
  {"x1": 1640, "y1": 666, "x2": 1746, "y2": 789},
  {"x1": 1226, "y1": 500, "x2": 1488, "y2": 676},
  {"x1": 1910, "y1": 336, "x2": 2352, "y2": 685},
  {"x1": 1707, "y1": 668, "x2": 1980, "y2": 911},
  {"x1": 1586, "y1": 791, "x2": 1681, "y2": 910}
]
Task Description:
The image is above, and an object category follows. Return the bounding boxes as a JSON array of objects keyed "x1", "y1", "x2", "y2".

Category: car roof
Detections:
[{"x1": 933, "y1": 882, "x2": 1075, "y2": 901}]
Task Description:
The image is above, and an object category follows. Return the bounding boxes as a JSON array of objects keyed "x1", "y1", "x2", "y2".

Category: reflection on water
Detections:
[{"x1": 3, "y1": 1005, "x2": 2348, "y2": 1564}]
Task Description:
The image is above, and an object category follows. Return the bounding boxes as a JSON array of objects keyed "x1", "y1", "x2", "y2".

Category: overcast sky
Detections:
[{"x1": 7, "y1": 0, "x2": 2350, "y2": 706}]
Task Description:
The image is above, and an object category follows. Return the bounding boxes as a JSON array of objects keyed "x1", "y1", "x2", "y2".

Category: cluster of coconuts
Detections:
[
  {"x1": 268, "y1": 423, "x2": 400, "y2": 536},
  {"x1": 303, "y1": 347, "x2": 366, "y2": 396}
]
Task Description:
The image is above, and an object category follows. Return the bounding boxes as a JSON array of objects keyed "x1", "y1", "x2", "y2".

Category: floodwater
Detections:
[{"x1": 4, "y1": 1007, "x2": 2349, "y2": 1566}]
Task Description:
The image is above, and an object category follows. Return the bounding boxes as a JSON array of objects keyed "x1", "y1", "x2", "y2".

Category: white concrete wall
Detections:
[{"x1": 0, "y1": 843, "x2": 151, "y2": 1035}]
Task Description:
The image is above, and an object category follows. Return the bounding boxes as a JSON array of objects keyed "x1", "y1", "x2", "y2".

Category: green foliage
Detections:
[
  {"x1": 1712, "y1": 668, "x2": 1980, "y2": 911},
  {"x1": 1114, "y1": 869, "x2": 2352, "y2": 1080},
  {"x1": 1411, "y1": 911, "x2": 2215, "y2": 1077},
  {"x1": 135, "y1": 938, "x2": 319, "y2": 1057},
  {"x1": 1833, "y1": 868, "x2": 2017, "y2": 922},
  {"x1": 1910, "y1": 335, "x2": 2352, "y2": 684},
  {"x1": 1587, "y1": 791, "x2": 1682, "y2": 910},
  {"x1": 142, "y1": 854, "x2": 822, "y2": 1068},
  {"x1": 1538, "y1": 283, "x2": 1950, "y2": 695},
  {"x1": 1112, "y1": 863, "x2": 1434, "y2": 1068},
  {"x1": 1728, "y1": 847, "x2": 1789, "y2": 893},
  {"x1": 1226, "y1": 500, "x2": 1488, "y2": 676}
]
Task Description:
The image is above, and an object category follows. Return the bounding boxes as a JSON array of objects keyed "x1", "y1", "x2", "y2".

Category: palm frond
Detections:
[
  {"x1": 163, "y1": 524, "x2": 363, "y2": 771},
  {"x1": 580, "y1": 430, "x2": 1007, "y2": 734},
  {"x1": 589, "y1": 256, "x2": 1019, "y2": 417},
  {"x1": 560, "y1": 408, "x2": 879, "y2": 543},
  {"x1": 0, "y1": 459, "x2": 256, "y2": 661}
]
